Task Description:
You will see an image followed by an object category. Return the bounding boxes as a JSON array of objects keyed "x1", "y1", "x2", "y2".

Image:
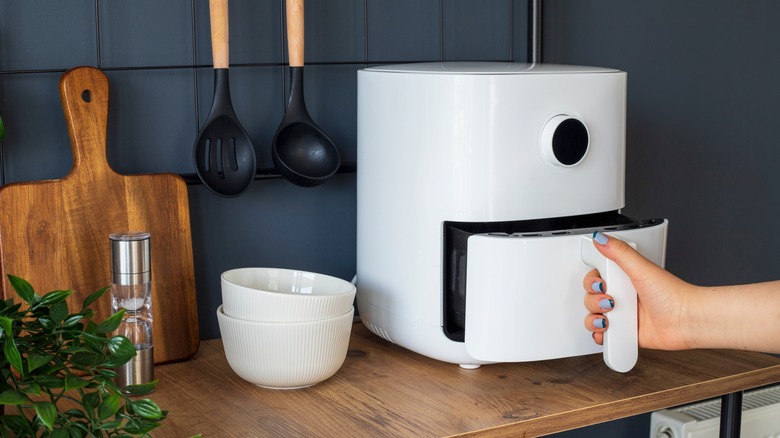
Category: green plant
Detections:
[
  {"x1": 0, "y1": 114, "x2": 5, "y2": 141},
  {"x1": 0, "y1": 275, "x2": 166, "y2": 437}
]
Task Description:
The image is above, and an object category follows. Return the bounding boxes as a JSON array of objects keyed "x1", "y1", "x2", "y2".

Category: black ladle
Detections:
[
  {"x1": 272, "y1": 0, "x2": 340, "y2": 188},
  {"x1": 193, "y1": 0, "x2": 256, "y2": 197}
]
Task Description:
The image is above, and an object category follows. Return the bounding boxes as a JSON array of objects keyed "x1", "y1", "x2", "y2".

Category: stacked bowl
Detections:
[{"x1": 217, "y1": 267, "x2": 356, "y2": 389}]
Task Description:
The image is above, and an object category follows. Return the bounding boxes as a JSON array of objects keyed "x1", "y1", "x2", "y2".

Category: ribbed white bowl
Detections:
[
  {"x1": 221, "y1": 267, "x2": 356, "y2": 322},
  {"x1": 217, "y1": 305, "x2": 353, "y2": 389}
]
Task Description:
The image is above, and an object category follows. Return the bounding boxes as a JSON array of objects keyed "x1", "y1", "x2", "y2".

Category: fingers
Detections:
[
  {"x1": 584, "y1": 292, "x2": 615, "y2": 314},
  {"x1": 591, "y1": 231, "x2": 662, "y2": 280},
  {"x1": 583, "y1": 269, "x2": 605, "y2": 294},
  {"x1": 583, "y1": 266, "x2": 611, "y2": 344},
  {"x1": 585, "y1": 313, "x2": 608, "y2": 336}
]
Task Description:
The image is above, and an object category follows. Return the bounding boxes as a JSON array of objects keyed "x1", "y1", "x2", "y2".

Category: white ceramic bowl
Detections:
[
  {"x1": 221, "y1": 267, "x2": 356, "y2": 322},
  {"x1": 216, "y1": 305, "x2": 353, "y2": 389}
]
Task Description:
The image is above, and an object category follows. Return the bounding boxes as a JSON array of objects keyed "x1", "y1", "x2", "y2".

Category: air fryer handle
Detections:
[{"x1": 581, "y1": 236, "x2": 638, "y2": 373}]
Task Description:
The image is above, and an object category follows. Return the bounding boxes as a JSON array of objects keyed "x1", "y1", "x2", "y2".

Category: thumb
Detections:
[{"x1": 592, "y1": 231, "x2": 662, "y2": 281}]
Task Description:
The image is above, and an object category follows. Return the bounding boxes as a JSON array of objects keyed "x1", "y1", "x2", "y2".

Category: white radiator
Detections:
[{"x1": 650, "y1": 385, "x2": 780, "y2": 438}]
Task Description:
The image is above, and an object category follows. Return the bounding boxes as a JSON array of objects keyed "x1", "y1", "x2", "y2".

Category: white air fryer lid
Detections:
[{"x1": 364, "y1": 62, "x2": 620, "y2": 75}]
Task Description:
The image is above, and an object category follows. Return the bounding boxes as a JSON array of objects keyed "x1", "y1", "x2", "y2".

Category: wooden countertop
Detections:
[{"x1": 148, "y1": 322, "x2": 780, "y2": 437}]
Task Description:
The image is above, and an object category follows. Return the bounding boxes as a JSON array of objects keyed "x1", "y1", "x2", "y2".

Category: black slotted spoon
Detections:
[{"x1": 193, "y1": 0, "x2": 256, "y2": 197}]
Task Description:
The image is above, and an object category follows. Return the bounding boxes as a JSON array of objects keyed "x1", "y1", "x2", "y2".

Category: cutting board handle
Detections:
[{"x1": 60, "y1": 66, "x2": 115, "y2": 182}]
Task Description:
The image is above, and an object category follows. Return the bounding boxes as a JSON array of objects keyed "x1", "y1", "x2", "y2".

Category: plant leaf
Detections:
[
  {"x1": 19, "y1": 382, "x2": 42, "y2": 396},
  {"x1": 3, "y1": 335, "x2": 23, "y2": 375},
  {"x1": 50, "y1": 300, "x2": 69, "y2": 323},
  {"x1": 96, "y1": 368, "x2": 118, "y2": 379},
  {"x1": 65, "y1": 374, "x2": 89, "y2": 391},
  {"x1": 82, "y1": 286, "x2": 110, "y2": 311},
  {"x1": 38, "y1": 289, "x2": 73, "y2": 307},
  {"x1": 37, "y1": 316, "x2": 55, "y2": 331},
  {"x1": 123, "y1": 379, "x2": 158, "y2": 396},
  {"x1": 64, "y1": 409, "x2": 87, "y2": 419},
  {"x1": 97, "y1": 392, "x2": 121, "y2": 421},
  {"x1": 106, "y1": 335, "x2": 136, "y2": 362},
  {"x1": 34, "y1": 375, "x2": 65, "y2": 389},
  {"x1": 83, "y1": 390, "x2": 100, "y2": 409},
  {"x1": 0, "y1": 389, "x2": 30, "y2": 405},
  {"x1": 7, "y1": 275, "x2": 35, "y2": 303},
  {"x1": 1, "y1": 414, "x2": 31, "y2": 434},
  {"x1": 34, "y1": 401, "x2": 57, "y2": 430},
  {"x1": 130, "y1": 399, "x2": 165, "y2": 420},
  {"x1": 96, "y1": 310, "x2": 125, "y2": 334},
  {"x1": 0, "y1": 114, "x2": 5, "y2": 141},
  {"x1": 63, "y1": 314, "x2": 85, "y2": 328},
  {"x1": 27, "y1": 353, "x2": 53, "y2": 373},
  {"x1": 97, "y1": 419, "x2": 122, "y2": 430},
  {"x1": 50, "y1": 428, "x2": 71, "y2": 438},
  {"x1": 0, "y1": 316, "x2": 12, "y2": 338},
  {"x1": 123, "y1": 418, "x2": 163, "y2": 435},
  {"x1": 70, "y1": 351, "x2": 102, "y2": 367}
]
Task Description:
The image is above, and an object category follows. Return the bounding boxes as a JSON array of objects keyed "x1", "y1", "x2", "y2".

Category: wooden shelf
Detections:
[{"x1": 148, "y1": 322, "x2": 780, "y2": 437}]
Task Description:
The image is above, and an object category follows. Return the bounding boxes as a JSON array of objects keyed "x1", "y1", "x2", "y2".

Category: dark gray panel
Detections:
[
  {"x1": 104, "y1": 69, "x2": 196, "y2": 175},
  {"x1": 99, "y1": 0, "x2": 193, "y2": 68},
  {"x1": 442, "y1": 0, "x2": 511, "y2": 61},
  {"x1": 196, "y1": 65, "x2": 284, "y2": 170},
  {"x1": 544, "y1": 0, "x2": 780, "y2": 286},
  {"x1": 193, "y1": 0, "x2": 283, "y2": 66},
  {"x1": 296, "y1": 0, "x2": 365, "y2": 64},
  {"x1": 367, "y1": 0, "x2": 441, "y2": 62},
  {"x1": 0, "y1": 72, "x2": 72, "y2": 184},
  {"x1": 511, "y1": 0, "x2": 530, "y2": 62},
  {"x1": 188, "y1": 173, "x2": 357, "y2": 339},
  {"x1": 0, "y1": 1, "x2": 97, "y2": 71}
]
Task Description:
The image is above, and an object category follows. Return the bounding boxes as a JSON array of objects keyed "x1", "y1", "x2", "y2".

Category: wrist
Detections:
[{"x1": 678, "y1": 284, "x2": 708, "y2": 350}]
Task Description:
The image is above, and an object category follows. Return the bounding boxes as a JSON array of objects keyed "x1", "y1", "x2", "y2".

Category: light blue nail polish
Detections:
[
  {"x1": 593, "y1": 231, "x2": 608, "y2": 245},
  {"x1": 591, "y1": 281, "x2": 604, "y2": 293},
  {"x1": 593, "y1": 318, "x2": 607, "y2": 329},
  {"x1": 599, "y1": 298, "x2": 614, "y2": 310}
]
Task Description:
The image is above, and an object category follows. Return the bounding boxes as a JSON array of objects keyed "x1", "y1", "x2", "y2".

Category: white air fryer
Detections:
[{"x1": 356, "y1": 62, "x2": 668, "y2": 372}]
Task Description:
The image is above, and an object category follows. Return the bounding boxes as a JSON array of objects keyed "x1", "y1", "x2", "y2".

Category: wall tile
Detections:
[
  {"x1": 104, "y1": 69, "x2": 196, "y2": 175},
  {"x1": 0, "y1": 72, "x2": 71, "y2": 184},
  {"x1": 0, "y1": 1, "x2": 97, "y2": 71},
  {"x1": 367, "y1": 0, "x2": 441, "y2": 62},
  {"x1": 442, "y1": 0, "x2": 511, "y2": 61},
  {"x1": 99, "y1": 0, "x2": 193, "y2": 68},
  {"x1": 295, "y1": 0, "x2": 365, "y2": 64},
  {"x1": 194, "y1": 0, "x2": 283, "y2": 66},
  {"x1": 512, "y1": 0, "x2": 530, "y2": 62}
]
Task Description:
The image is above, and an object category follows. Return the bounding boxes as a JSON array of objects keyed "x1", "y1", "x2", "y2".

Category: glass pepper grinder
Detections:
[{"x1": 110, "y1": 231, "x2": 154, "y2": 391}]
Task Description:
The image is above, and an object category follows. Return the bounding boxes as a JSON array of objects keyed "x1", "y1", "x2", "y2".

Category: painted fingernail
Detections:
[
  {"x1": 599, "y1": 298, "x2": 614, "y2": 310},
  {"x1": 593, "y1": 318, "x2": 607, "y2": 329},
  {"x1": 591, "y1": 281, "x2": 604, "y2": 293},
  {"x1": 593, "y1": 231, "x2": 608, "y2": 245}
]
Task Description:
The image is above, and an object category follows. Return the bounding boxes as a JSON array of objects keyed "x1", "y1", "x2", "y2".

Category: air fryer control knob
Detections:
[{"x1": 540, "y1": 115, "x2": 589, "y2": 167}]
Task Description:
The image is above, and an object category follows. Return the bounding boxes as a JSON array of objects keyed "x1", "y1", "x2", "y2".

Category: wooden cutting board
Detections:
[{"x1": 0, "y1": 66, "x2": 199, "y2": 364}]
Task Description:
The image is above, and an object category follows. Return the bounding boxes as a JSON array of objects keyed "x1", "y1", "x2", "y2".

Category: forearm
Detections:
[{"x1": 683, "y1": 281, "x2": 780, "y2": 353}]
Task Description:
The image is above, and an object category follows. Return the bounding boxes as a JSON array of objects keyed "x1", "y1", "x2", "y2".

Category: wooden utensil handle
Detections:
[
  {"x1": 209, "y1": 0, "x2": 229, "y2": 69},
  {"x1": 59, "y1": 66, "x2": 111, "y2": 180},
  {"x1": 286, "y1": 0, "x2": 304, "y2": 67}
]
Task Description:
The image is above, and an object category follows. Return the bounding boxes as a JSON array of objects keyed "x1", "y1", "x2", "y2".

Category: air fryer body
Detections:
[{"x1": 356, "y1": 62, "x2": 667, "y2": 367}]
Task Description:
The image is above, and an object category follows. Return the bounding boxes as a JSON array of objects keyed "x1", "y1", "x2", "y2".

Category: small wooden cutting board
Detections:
[{"x1": 0, "y1": 66, "x2": 199, "y2": 364}]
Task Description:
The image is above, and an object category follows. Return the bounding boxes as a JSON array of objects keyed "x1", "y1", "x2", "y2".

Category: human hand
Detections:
[{"x1": 583, "y1": 232, "x2": 694, "y2": 351}]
